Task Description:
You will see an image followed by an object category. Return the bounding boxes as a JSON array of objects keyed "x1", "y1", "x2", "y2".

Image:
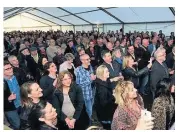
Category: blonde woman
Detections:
[
  {"x1": 95, "y1": 65, "x2": 117, "y2": 130},
  {"x1": 122, "y1": 55, "x2": 152, "y2": 90},
  {"x1": 111, "y1": 81, "x2": 154, "y2": 130}
]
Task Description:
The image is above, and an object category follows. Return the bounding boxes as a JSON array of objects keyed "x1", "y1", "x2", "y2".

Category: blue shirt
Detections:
[
  {"x1": 114, "y1": 58, "x2": 123, "y2": 65},
  {"x1": 75, "y1": 65, "x2": 94, "y2": 100},
  {"x1": 4, "y1": 76, "x2": 21, "y2": 108}
]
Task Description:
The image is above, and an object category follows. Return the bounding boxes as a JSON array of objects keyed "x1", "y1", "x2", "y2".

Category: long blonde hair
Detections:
[
  {"x1": 122, "y1": 55, "x2": 132, "y2": 69},
  {"x1": 113, "y1": 80, "x2": 134, "y2": 107},
  {"x1": 96, "y1": 65, "x2": 108, "y2": 80}
]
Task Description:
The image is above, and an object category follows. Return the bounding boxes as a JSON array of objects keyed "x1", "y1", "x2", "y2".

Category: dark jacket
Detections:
[
  {"x1": 138, "y1": 45, "x2": 151, "y2": 70},
  {"x1": 122, "y1": 67, "x2": 149, "y2": 89},
  {"x1": 13, "y1": 67, "x2": 28, "y2": 86},
  {"x1": 40, "y1": 75, "x2": 55, "y2": 103},
  {"x1": 4, "y1": 80, "x2": 16, "y2": 112},
  {"x1": 150, "y1": 60, "x2": 169, "y2": 91},
  {"x1": 86, "y1": 47, "x2": 99, "y2": 68},
  {"x1": 165, "y1": 52, "x2": 175, "y2": 70},
  {"x1": 95, "y1": 44, "x2": 107, "y2": 65},
  {"x1": 102, "y1": 61, "x2": 122, "y2": 89},
  {"x1": 95, "y1": 78, "x2": 117, "y2": 121},
  {"x1": 52, "y1": 83, "x2": 84, "y2": 121},
  {"x1": 52, "y1": 83, "x2": 89, "y2": 130}
]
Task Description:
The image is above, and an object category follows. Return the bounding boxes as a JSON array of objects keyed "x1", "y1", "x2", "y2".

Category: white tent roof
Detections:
[{"x1": 4, "y1": 7, "x2": 175, "y2": 26}]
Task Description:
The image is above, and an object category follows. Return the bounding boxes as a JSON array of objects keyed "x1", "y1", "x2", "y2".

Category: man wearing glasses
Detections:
[{"x1": 4, "y1": 61, "x2": 21, "y2": 129}]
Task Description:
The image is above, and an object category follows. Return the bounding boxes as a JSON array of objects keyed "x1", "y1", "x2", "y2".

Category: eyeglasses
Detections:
[{"x1": 4, "y1": 67, "x2": 12, "y2": 71}]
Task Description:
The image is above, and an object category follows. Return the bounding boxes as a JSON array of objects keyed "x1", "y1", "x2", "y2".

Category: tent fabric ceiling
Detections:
[{"x1": 4, "y1": 7, "x2": 175, "y2": 26}]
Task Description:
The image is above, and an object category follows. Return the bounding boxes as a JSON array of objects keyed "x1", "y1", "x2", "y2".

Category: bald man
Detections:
[{"x1": 75, "y1": 54, "x2": 96, "y2": 123}]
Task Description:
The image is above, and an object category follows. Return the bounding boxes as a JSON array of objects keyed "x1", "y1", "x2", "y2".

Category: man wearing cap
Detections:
[
  {"x1": 64, "y1": 39, "x2": 78, "y2": 57},
  {"x1": 25, "y1": 46, "x2": 42, "y2": 82}
]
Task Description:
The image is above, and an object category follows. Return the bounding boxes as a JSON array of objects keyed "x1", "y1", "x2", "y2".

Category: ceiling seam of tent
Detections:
[
  {"x1": 169, "y1": 7, "x2": 175, "y2": 16},
  {"x1": 34, "y1": 8, "x2": 74, "y2": 25},
  {"x1": 129, "y1": 7, "x2": 146, "y2": 22},
  {"x1": 4, "y1": 7, "x2": 24, "y2": 18},
  {"x1": 4, "y1": 7, "x2": 23, "y2": 14},
  {"x1": 26, "y1": 12, "x2": 61, "y2": 26},
  {"x1": 57, "y1": 7, "x2": 94, "y2": 25},
  {"x1": 4, "y1": 7, "x2": 34, "y2": 21},
  {"x1": 97, "y1": 7, "x2": 124, "y2": 24},
  {"x1": 21, "y1": 14, "x2": 52, "y2": 26}
]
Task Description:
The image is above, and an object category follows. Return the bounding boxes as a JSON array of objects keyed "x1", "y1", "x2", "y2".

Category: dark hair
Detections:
[
  {"x1": 28, "y1": 100, "x2": 47, "y2": 130},
  {"x1": 20, "y1": 81, "x2": 37, "y2": 107},
  {"x1": 4, "y1": 60, "x2": 11, "y2": 66},
  {"x1": 155, "y1": 78, "x2": 172, "y2": 98},
  {"x1": 43, "y1": 61, "x2": 53, "y2": 75},
  {"x1": 101, "y1": 50, "x2": 110, "y2": 58}
]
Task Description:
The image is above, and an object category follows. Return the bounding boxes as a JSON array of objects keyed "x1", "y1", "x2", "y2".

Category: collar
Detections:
[{"x1": 4, "y1": 75, "x2": 15, "y2": 81}]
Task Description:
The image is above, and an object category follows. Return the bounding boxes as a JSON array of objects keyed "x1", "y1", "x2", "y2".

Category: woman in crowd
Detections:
[
  {"x1": 122, "y1": 55, "x2": 152, "y2": 90},
  {"x1": 40, "y1": 62, "x2": 57, "y2": 103},
  {"x1": 114, "y1": 40, "x2": 120, "y2": 49},
  {"x1": 112, "y1": 48, "x2": 123, "y2": 65},
  {"x1": 111, "y1": 80, "x2": 154, "y2": 130},
  {"x1": 38, "y1": 56, "x2": 48, "y2": 76},
  {"x1": 52, "y1": 71, "x2": 89, "y2": 130},
  {"x1": 20, "y1": 81, "x2": 43, "y2": 129},
  {"x1": 28, "y1": 100, "x2": 58, "y2": 130},
  {"x1": 151, "y1": 78, "x2": 175, "y2": 130},
  {"x1": 95, "y1": 65, "x2": 117, "y2": 130},
  {"x1": 46, "y1": 39, "x2": 58, "y2": 61},
  {"x1": 59, "y1": 53, "x2": 76, "y2": 81}
]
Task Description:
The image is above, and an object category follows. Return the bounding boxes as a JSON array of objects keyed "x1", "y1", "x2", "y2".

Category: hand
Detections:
[
  {"x1": 8, "y1": 93, "x2": 16, "y2": 101},
  {"x1": 169, "y1": 70, "x2": 174, "y2": 75},
  {"x1": 90, "y1": 74, "x2": 96, "y2": 81},
  {"x1": 65, "y1": 117, "x2": 71, "y2": 127},
  {"x1": 69, "y1": 119, "x2": 76, "y2": 129},
  {"x1": 136, "y1": 117, "x2": 154, "y2": 130}
]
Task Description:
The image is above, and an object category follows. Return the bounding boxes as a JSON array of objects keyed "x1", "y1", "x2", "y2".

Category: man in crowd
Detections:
[
  {"x1": 75, "y1": 54, "x2": 96, "y2": 124},
  {"x1": 4, "y1": 61, "x2": 21, "y2": 129}
]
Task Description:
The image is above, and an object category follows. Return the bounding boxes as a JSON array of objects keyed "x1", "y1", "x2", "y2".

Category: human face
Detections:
[
  {"x1": 28, "y1": 83, "x2": 43, "y2": 99},
  {"x1": 104, "y1": 53, "x2": 112, "y2": 63},
  {"x1": 77, "y1": 38, "x2": 81, "y2": 44},
  {"x1": 9, "y1": 57, "x2": 19, "y2": 67},
  {"x1": 115, "y1": 41, "x2": 120, "y2": 47},
  {"x1": 68, "y1": 41, "x2": 73, "y2": 48},
  {"x1": 10, "y1": 38, "x2": 16, "y2": 45},
  {"x1": 81, "y1": 55, "x2": 91, "y2": 66},
  {"x1": 107, "y1": 43, "x2": 113, "y2": 51},
  {"x1": 79, "y1": 50, "x2": 85, "y2": 56},
  {"x1": 89, "y1": 42, "x2": 94, "y2": 48},
  {"x1": 121, "y1": 39, "x2": 126, "y2": 46},
  {"x1": 168, "y1": 40, "x2": 173, "y2": 46},
  {"x1": 42, "y1": 103, "x2": 57, "y2": 124},
  {"x1": 24, "y1": 41, "x2": 30, "y2": 47},
  {"x1": 158, "y1": 50, "x2": 166, "y2": 62},
  {"x1": 135, "y1": 37, "x2": 141, "y2": 44},
  {"x1": 62, "y1": 74, "x2": 72, "y2": 87},
  {"x1": 127, "y1": 83, "x2": 137, "y2": 99},
  {"x1": 48, "y1": 63, "x2": 57, "y2": 73},
  {"x1": 115, "y1": 50, "x2": 121, "y2": 58},
  {"x1": 143, "y1": 39, "x2": 149, "y2": 47},
  {"x1": 170, "y1": 85, "x2": 175, "y2": 93},
  {"x1": 128, "y1": 46, "x2": 135, "y2": 55},
  {"x1": 128, "y1": 57, "x2": 134, "y2": 67},
  {"x1": 4, "y1": 64, "x2": 13, "y2": 77},
  {"x1": 42, "y1": 58, "x2": 48, "y2": 66},
  {"x1": 103, "y1": 68, "x2": 109, "y2": 79},
  {"x1": 31, "y1": 50, "x2": 38, "y2": 56}
]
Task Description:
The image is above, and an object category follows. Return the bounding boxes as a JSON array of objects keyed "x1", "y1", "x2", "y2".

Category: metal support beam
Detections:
[
  {"x1": 4, "y1": 7, "x2": 33, "y2": 20},
  {"x1": 169, "y1": 7, "x2": 175, "y2": 16},
  {"x1": 26, "y1": 12, "x2": 61, "y2": 26},
  {"x1": 4, "y1": 7, "x2": 23, "y2": 14},
  {"x1": 34, "y1": 8, "x2": 74, "y2": 25},
  {"x1": 57, "y1": 7, "x2": 94, "y2": 25},
  {"x1": 124, "y1": 20, "x2": 175, "y2": 24},
  {"x1": 97, "y1": 7, "x2": 124, "y2": 24}
]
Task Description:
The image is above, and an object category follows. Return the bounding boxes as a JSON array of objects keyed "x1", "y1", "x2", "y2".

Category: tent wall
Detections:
[
  {"x1": 124, "y1": 22, "x2": 175, "y2": 36},
  {"x1": 104, "y1": 24, "x2": 122, "y2": 33},
  {"x1": 75, "y1": 25, "x2": 93, "y2": 32}
]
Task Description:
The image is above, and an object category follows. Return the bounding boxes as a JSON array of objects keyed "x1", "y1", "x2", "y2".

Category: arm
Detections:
[
  {"x1": 151, "y1": 98, "x2": 166, "y2": 130},
  {"x1": 73, "y1": 84, "x2": 84, "y2": 120},
  {"x1": 125, "y1": 67, "x2": 149, "y2": 78},
  {"x1": 51, "y1": 94, "x2": 67, "y2": 121}
]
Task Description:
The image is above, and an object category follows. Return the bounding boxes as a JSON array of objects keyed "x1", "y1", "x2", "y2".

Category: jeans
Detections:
[
  {"x1": 84, "y1": 98, "x2": 94, "y2": 120},
  {"x1": 5, "y1": 109, "x2": 20, "y2": 129},
  {"x1": 139, "y1": 74, "x2": 149, "y2": 94}
]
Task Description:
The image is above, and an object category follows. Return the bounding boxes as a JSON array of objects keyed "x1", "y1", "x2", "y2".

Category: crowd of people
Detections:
[{"x1": 3, "y1": 29, "x2": 175, "y2": 130}]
